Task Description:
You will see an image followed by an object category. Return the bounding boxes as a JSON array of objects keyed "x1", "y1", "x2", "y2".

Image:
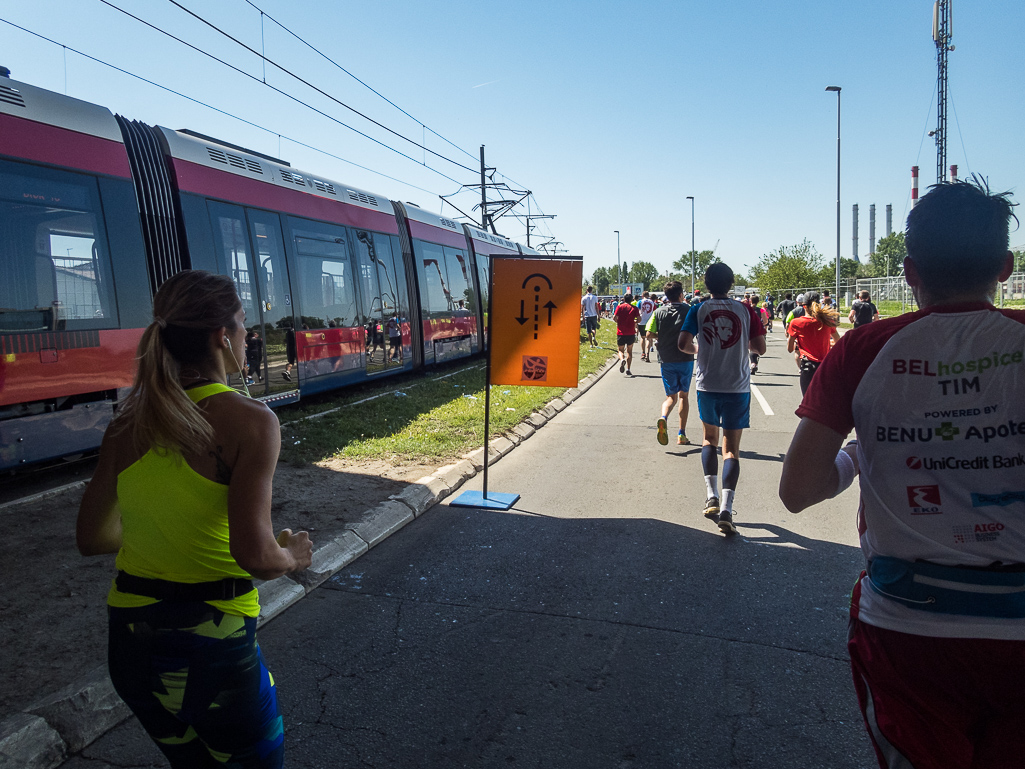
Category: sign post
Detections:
[{"x1": 450, "y1": 255, "x2": 582, "y2": 510}]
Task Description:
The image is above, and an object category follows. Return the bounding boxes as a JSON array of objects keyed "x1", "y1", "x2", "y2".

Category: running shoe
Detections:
[
  {"x1": 677, "y1": 433, "x2": 690, "y2": 446},
  {"x1": 620, "y1": 359, "x2": 626, "y2": 373},
  {"x1": 282, "y1": 371, "x2": 292, "y2": 382},
  {"x1": 656, "y1": 417, "x2": 668, "y2": 446},
  {"x1": 703, "y1": 497, "x2": 720, "y2": 519},
  {"x1": 718, "y1": 509, "x2": 738, "y2": 536},
  {"x1": 625, "y1": 369, "x2": 632, "y2": 376}
]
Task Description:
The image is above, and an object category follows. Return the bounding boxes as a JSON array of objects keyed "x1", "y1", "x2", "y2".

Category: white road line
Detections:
[{"x1": 751, "y1": 384, "x2": 774, "y2": 416}]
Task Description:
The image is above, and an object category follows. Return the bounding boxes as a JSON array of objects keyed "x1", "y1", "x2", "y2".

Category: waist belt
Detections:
[
  {"x1": 867, "y1": 556, "x2": 1025, "y2": 618},
  {"x1": 116, "y1": 571, "x2": 255, "y2": 602}
]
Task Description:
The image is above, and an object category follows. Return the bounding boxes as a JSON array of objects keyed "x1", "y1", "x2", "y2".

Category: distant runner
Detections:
[
  {"x1": 646, "y1": 281, "x2": 694, "y2": 447},
  {"x1": 679, "y1": 263, "x2": 766, "y2": 535},
  {"x1": 581, "y1": 285, "x2": 600, "y2": 347},
  {"x1": 613, "y1": 293, "x2": 640, "y2": 376},
  {"x1": 637, "y1": 291, "x2": 657, "y2": 362}
]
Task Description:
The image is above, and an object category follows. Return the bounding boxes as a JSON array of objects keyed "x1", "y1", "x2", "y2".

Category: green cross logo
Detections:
[{"x1": 936, "y1": 422, "x2": 960, "y2": 441}]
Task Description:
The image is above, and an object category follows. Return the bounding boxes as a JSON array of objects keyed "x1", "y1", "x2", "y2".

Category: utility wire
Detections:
[
  {"x1": 240, "y1": 0, "x2": 478, "y2": 164},
  {"x1": 949, "y1": 86, "x2": 971, "y2": 178},
  {"x1": 91, "y1": 1, "x2": 465, "y2": 182},
  {"x1": 0, "y1": 18, "x2": 444, "y2": 196},
  {"x1": 141, "y1": 0, "x2": 477, "y2": 175}
]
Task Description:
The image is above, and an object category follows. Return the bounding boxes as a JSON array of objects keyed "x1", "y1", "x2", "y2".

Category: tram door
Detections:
[
  {"x1": 209, "y1": 203, "x2": 296, "y2": 398},
  {"x1": 248, "y1": 210, "x2": 296, "y2": 396},
  {"x1": 354, "y1": 230, "x2": 405, "y2": 374}
]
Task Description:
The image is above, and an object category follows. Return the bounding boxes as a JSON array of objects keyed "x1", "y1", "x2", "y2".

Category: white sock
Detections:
[
  {"x1": 704, "y1": 475, "x2": 719, "y2": 499},
  {"x1": 721, "y1": 488, "x2": 736, "y2": 513}
]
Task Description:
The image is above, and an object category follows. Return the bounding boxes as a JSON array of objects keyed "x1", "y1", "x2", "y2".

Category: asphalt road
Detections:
[{"x1": 63, "y1": 329, "x2": 876, "y2": 768}]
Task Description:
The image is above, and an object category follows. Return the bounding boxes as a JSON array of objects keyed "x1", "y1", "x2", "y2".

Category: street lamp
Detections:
[
  {"x1": 826, "y1": 85, "x2": 841, "y2": 308},
  {"x1": 614, "y1": 230, "x2": 621, "y2": 296},
  {"x1": 686, "y1": 196, "x2": 695, "y2": 294}
]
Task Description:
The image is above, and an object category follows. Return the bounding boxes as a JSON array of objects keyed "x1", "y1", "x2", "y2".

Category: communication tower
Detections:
[{"x1": 932, "y1": 0, "x2": 954, "y2": 183}]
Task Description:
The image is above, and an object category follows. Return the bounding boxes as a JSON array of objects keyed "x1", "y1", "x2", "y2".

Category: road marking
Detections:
[{"x1": 751, "y1": 384, "x2": 774, "y2": 416}]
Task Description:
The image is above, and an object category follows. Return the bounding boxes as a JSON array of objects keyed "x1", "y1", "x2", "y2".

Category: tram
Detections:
[{"x1": 0, "y1": 73, "x2": 533, "y2": 470}]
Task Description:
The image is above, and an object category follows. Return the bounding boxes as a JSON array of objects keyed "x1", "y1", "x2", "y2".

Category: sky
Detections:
[{"x1": 2, "y1": 0, "x2": 1023, "y2": 282}]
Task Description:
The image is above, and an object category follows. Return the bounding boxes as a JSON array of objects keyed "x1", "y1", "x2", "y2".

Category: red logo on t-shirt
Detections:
[
  {"x1": 701, "y1": 310, "x2": 741, "y2": 349},
  {"x1": 906, "y1": 456, "x2": 923, "y2": 470},
  {"x1": 907, "y1": 485, "x2": 941, "y2": 508}
]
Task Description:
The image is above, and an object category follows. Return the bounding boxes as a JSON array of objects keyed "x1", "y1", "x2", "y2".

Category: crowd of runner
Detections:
[{"x1": 581, "y1": 179, "x2": 1024, "y2": 769}]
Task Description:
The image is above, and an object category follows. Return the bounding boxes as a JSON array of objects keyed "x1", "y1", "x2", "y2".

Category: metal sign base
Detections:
[{"x1": 449, "y1": 490, "x2": 520, "y2": 510}]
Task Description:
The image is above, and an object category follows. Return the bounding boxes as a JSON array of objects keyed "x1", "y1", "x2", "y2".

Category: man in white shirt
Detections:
[
  {"x1": 780, "y1": 180, "x2": 1023, "y2": 769},
  {"x1": 580, "y1": 286, "x2": 600, "y2": 347},
  {"x1": 636, "y1": 291, "x2": 657, "y2": 362}
]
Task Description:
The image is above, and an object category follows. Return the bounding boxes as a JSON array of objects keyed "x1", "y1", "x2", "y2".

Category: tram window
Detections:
[
  {"x1": 415, "y1": 240, "x2": 451, "y2": 316},
  {"x1": 209, "y1": 205, "x2": 258, "y2": 329},
  {"x1": 295, "y1": 237, "x2": 358, "y2": 329},
  {"x1": 0, "y1": 169, "x2": 115, "y2": 332},
  {"x1": 444, "y1": 247, "x2": 473, "y2": 316}
]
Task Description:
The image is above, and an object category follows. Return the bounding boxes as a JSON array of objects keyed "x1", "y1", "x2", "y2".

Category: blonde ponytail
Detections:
[
  {"x1": 112, "y1": 271, "x2": 242, "y2": 456},
  {"x1": 810, "y1": 301, "x2": 839, "y2": 328}
]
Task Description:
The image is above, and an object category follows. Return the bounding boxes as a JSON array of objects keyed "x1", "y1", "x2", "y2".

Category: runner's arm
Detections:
[
  {"x1": 76, "y1": 428, "x2": 123, "y2": 556},
  {"x1": 678, "y1": 331, "x2": 696, "y2": 355},
  {"x1": 779, "y1": 418, "x2": 856, "y2": 513},
  {"x1": 228, "y1": 403, "x2": 312, "y2": 579}
]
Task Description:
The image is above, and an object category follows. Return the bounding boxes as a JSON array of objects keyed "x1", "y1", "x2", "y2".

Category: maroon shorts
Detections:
[{"x1": 848, "y1": 577, "x2": 1025, "y2": 768}]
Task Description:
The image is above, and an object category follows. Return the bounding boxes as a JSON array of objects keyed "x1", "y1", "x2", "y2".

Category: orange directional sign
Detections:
[{"x1": 490, "y1": 258, "x2": 582, "y2": 388}]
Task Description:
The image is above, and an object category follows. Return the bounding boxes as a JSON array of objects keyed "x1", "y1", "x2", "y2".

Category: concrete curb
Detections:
[{"x1": 0, "y1": 356, "x2": 619, "y2": 769}]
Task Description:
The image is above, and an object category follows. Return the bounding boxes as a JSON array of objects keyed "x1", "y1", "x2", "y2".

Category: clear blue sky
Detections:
[{"x1": 2, "y1": 1, "x2": 1022, "y2": 281}]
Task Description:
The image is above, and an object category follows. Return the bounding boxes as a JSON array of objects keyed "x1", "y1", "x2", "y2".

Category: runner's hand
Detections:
[{"x1": 277, "y1": 528, "x2": 314, "y2": 571}]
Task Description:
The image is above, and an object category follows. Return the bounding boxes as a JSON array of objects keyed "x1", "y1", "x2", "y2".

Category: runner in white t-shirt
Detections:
[
  {"x1": 636, "y1": 291, "x2": 656, "y2": 362},
  {"x1": 580, "y1": 286, "x2": 600, "y2": 347},
  {"x1": 679, "y1": 263, "x2": 766, "y2": 535},
  {"x1": 780, "y1": 180, "x2": 1024, "y2": 769}
]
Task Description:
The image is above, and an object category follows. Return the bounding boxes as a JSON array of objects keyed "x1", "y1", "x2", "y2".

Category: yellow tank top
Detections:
[{"x1": 107, "y1": 382, "x2": 260, "y2": 617}]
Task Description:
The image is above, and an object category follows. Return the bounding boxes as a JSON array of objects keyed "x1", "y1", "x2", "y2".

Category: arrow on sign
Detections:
[
  {"x1": 544, "y1": 300, "x2": 557, "y2": 325},
  {"x1": 515, "y1": 300, "x2": 529, "y2": 325}
]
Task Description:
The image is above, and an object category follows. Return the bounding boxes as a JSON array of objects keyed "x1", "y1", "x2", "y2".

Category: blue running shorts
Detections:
[
  {"x1": 660, "y1": 360, "x2": 694, "y2": 396},
  {"x1": 697, "y1": 391, "x2": 751, "y2": 430}
]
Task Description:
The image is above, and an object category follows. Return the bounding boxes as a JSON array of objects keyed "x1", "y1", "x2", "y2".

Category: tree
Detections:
[
  {"x1": 628, "y1": 260, "x2": 660, "y2": 290},
  {"x1": 747, "y1": 239, "x2": 823, "y2": 294},
  {"x1": 814, "y1": 256, "x2": 861, "y2": 285},
  {"x1": 590, "y1": 267, "x2": 611, "y2": 294},
  {"x1": 868, "y1": 232, "x2": 907, "y2": 278},
  {"x1": 672, "y1": 249, "x2": 718, "y2": 290},
  {"x1": 1013, "y1": 248, "x2": 1025, "y2": 273}
]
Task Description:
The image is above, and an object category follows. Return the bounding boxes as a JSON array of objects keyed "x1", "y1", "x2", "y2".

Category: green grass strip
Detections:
[{"x1": 280, "y1": 322, "x2": 620, "y2": 466}]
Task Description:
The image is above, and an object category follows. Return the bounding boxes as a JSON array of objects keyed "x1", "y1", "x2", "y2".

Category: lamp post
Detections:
[
  {"x1": 826, "y1": 85, "x2": 841, "y2": 307},
  {"x1": 614, "y1": 230, "x2": 621, "y2": 296},
  {"x1": 686, "y1": 196, "x2": 695, "y2": 294}
]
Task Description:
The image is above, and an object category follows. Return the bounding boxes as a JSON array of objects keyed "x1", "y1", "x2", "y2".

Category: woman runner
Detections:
[
  {"x1": 77, "y1": 270, "x2": 313, "y2": 768},
  {"x1": 786, "y1": 291, "x2": 840, "y2": 395}
]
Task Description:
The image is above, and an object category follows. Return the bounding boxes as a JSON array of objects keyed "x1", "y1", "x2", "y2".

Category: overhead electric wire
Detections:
[
  {"x1": 240, "y1": 0, "x2": 478, "y2": 165},
  {"x1": 139, "y1": 0, "x2": 478, "y2": 176},
  {"x1": 0, "y1": 18, "x2": 443, "y2": 196},
  {"x1": 93, "y1": 0, "x2": 469, "y2": 183},
  {"x1": 949, "y1": 88, "x2": 971, "y2": 178}
]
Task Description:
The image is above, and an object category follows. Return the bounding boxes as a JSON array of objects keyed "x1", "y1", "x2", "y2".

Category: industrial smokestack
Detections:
[
  {"x1": 950, "y1": 164, "x2": 958, "y2": 183},
  {"x1": 912, "y1": 166, "x2": 919, "y2": 206},
  {"x1": 886, "y1": 204, "x2": 893, "y2": 237},
  {"x1": 869, "y1": 204, "x2": 876, "y2": 256},
  {"x1": 853, "y1": 204, "x2": 859, "y2": 259}
]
